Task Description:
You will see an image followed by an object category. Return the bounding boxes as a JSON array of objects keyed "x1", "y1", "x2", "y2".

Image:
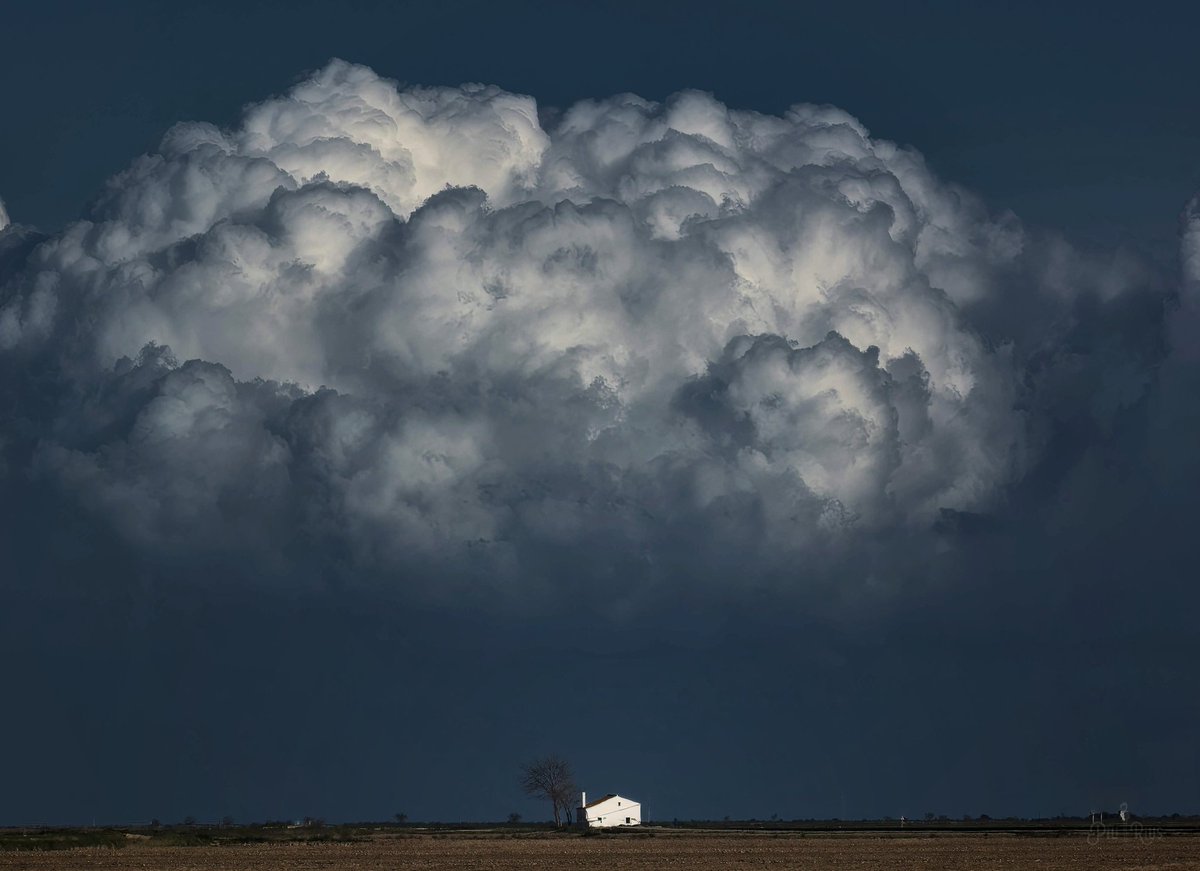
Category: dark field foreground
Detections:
[{"x1": 2, "y1": 832, "x2": 1200, "y2": 871}]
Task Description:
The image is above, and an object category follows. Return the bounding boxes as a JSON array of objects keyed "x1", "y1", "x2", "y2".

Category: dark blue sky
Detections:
[{"x1": 2, "y1": 0, "x2": 1199, "y2": 826}]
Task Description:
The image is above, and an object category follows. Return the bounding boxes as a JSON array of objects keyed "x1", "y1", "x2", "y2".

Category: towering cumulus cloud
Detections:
[{"x1": 0, "y1": 61, "x2": 1163, "y2": 603}]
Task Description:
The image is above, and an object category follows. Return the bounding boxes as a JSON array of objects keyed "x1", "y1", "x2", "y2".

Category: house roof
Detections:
[{"x1": 584, "y1": 793, "x2": 635, "y2": 808}]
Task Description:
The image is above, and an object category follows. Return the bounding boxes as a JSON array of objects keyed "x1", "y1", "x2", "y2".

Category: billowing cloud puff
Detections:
[
  {"x1": 0, "y1": 60, "x2": 1163, "y2": 602},
  {"x1": 1173, "y1": 195, "x2": 1200, "y2": 359}
]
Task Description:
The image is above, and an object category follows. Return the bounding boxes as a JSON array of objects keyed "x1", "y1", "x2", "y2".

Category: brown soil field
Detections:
[{"x1": 2, "y1": 833, "x2": 1200, "y2": 871}]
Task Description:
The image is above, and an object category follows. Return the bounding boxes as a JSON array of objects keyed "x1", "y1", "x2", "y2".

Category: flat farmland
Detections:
[{"x1": 3, "y1": 832, "x2": 1200, "y2": 871}]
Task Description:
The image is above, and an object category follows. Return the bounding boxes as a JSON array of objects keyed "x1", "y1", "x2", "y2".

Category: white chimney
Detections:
[{"x1": 581, "y1": 791, "x2": 587, "y2": 808}]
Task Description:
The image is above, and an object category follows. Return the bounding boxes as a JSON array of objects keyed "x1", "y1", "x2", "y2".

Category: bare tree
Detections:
[{"x1": 520, "y1": 755, "x2": 577, "y2": 826}]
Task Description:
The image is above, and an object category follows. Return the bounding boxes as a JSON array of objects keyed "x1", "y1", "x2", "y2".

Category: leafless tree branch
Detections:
[{"x1": 520, "y1": 754, "x2": 577, "y2": 827}]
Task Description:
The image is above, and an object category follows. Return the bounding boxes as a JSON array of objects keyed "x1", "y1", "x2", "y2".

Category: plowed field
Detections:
[{"x1": 2, "y1": 832, "x2": 1199, "y2": 871}]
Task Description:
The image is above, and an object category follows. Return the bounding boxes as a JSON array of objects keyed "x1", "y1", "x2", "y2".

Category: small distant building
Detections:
[{"x1": 577, "y1": 791, "x2": 642, "y2": 827}]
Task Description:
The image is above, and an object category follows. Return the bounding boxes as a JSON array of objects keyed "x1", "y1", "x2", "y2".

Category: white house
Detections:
[{"x1": 577, "y1": 791, "x2": 642, "y2": 827}]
